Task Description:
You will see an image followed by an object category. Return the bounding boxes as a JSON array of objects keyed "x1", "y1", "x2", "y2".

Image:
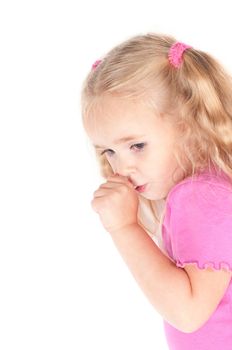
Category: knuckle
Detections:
[
  {"x1": 118, "y1": 184, "x2": 129, "y2": 194},
  {"x1": 121, "y1": 184, "x2": 128, "y2": 192}
]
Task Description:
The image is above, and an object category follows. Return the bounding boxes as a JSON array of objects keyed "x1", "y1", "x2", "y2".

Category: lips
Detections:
[{"x1": 135, "y1": 184, "x2": 147, "y2": 193}]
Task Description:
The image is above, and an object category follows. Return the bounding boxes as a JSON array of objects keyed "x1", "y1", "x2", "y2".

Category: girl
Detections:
[{"x1": 80, "y1": 33, "x2": 232, "y2": 349}]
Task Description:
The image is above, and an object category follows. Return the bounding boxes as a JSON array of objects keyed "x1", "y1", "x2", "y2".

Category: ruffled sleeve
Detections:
[{"x1": 163, "y1": 178, "x2": 232, "y2": 272}]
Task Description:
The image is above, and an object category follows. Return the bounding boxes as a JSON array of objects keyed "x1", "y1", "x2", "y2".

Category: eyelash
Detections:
[{"x1": 100, "y1": 143, "x2": 146, "y2": 156}]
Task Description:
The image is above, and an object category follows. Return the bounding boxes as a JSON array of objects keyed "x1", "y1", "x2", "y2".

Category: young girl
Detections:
[{"x1": 81, "y1": 33, "x2": 232, "y2": 349}]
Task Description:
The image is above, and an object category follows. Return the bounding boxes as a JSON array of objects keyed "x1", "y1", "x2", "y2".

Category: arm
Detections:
[
  {"x1": 109, "y1": 223, "x2": 232, "y2": 333},
  {"x1": 110, "y1": 223, "x2": 193, "y2": 331}
]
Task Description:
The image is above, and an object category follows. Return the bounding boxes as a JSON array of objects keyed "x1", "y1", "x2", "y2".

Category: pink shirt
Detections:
[{"x1": 161, "y1": 168, "x2": 232, "y2": 349}]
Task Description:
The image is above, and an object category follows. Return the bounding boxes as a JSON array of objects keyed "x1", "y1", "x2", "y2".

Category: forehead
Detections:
[{"x1": 85, "y1": 95, "x2": 157, "y2": 142}]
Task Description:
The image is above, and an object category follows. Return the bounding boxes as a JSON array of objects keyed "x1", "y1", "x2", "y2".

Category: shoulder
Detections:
[
  {"x1": 166, "y1": 168, "x2": 232, "y2": 210},
  {"x1": 162, "y1": 168, "x2": 232, "y2": 271}
]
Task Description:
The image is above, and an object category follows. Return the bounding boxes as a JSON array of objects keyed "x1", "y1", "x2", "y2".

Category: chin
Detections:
[
  {"x1": 140, "y1": 189, "x2": 168, "y2": 201},
  {"x1": 140, "y1": 193, "x2": 161, "y2": 201}
]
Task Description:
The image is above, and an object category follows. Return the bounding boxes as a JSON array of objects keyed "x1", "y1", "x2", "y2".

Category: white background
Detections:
[{"x1": 1, "y1": 1, "x2": 231, "y2": 349}]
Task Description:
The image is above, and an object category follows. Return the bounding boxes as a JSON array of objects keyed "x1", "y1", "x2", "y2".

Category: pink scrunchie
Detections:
[
  {"x1": 92, "y1": 59, "x2": 102, "y2": 70},
  {"x1": 168, "y1": 42, "x2": 192, "y2": 68}
]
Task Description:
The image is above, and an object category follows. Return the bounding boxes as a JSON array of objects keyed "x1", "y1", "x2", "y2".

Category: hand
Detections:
[{"x1": 91, "y1": 174, "x2": 139, "y2": 234}]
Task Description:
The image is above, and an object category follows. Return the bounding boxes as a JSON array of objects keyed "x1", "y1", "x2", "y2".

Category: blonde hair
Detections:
[{"x1": 80, "y1": 32, "x2": 232, "y2": 238}]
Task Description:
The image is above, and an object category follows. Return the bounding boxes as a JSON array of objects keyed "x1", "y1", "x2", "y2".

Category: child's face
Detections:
[{"x1": 86, "y1": 96, "x2": 183, "y2": 200}]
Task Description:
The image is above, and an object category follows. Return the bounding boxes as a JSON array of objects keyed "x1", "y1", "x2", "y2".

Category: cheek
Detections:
[
  {"x1": 145, "y1": 148, "x2": 175, "y2": 174},
  {"x1": 139, "y1": 153, "x2": 158, "y2": 175}
]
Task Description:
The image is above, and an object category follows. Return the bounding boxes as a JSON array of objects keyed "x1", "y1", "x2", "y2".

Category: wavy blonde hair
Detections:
[{"x1": 80, "y1": 33, "x2": 232, "y2": 238}]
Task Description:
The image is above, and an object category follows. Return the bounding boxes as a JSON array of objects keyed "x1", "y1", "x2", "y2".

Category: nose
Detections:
[{"x1": 114, "y1": 157, "x2": 136, "y2": 178}]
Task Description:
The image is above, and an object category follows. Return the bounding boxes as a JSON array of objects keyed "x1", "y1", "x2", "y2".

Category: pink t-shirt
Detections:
[{"x1": 161, "y1": 168, "x2": 232, "y2": 349}]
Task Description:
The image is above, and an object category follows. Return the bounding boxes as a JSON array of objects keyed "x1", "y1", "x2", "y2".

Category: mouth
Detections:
[{"x1": 135, "y1": 184, "x2": 147, "y2": 193}]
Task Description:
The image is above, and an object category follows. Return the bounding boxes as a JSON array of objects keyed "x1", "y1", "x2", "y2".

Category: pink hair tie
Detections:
[
  {"x1": 92, "y1": 59, "x2": 102, "y2": 70},
  {"x1": 168, "y1": 42, "x2": 192, "y2": 68}
]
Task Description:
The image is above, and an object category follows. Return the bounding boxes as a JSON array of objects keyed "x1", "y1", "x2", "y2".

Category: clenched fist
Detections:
[{"x1": 91, "y1": 174, "x2": 139, "y2": 234}]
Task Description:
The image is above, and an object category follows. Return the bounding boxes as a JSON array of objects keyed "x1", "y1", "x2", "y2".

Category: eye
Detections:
[
  {"x1": 100, "y1": 143, "x2": 146, "y2": 157},
  {"x1": 132, "y1": 142, "x2": 146, "y2": 151}
]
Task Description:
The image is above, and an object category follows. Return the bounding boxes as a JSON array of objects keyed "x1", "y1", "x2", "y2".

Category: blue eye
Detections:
[
  {"x1": 100, "y1": 143, "x2": 146, "y2": 156},
  {"x1": 132, "y1": 143, "x2": 146, "y2": 150}
]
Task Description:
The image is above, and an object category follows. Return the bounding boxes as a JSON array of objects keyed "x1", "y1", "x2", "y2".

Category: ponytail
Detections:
[{"x1": 170, "y1": 48, "x2": 232, "y2": 178}]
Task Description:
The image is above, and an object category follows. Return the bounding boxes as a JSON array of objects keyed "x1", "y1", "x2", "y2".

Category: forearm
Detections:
[{"x1": 109, "y1": 223, "x2": 193, "y2": 332}]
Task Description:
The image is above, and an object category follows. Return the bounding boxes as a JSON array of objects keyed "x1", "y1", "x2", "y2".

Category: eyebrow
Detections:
[{"x1": 94, "y1": 135, "x2": 145, "y2": 149}]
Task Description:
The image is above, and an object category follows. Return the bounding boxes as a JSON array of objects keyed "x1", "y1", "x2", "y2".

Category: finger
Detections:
[
  {"x1": 107, "y1": 174, "x2": 134, "y2": 188},
  {"x1": 94, "y1": 180, "x2": 134, "y2": 198},
  {"x1": 93, "y1": 185, "x2": 118, "y2": 198},
  {"x1": 100, "y1": 182, "x2": 121, "y2": 188}
]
